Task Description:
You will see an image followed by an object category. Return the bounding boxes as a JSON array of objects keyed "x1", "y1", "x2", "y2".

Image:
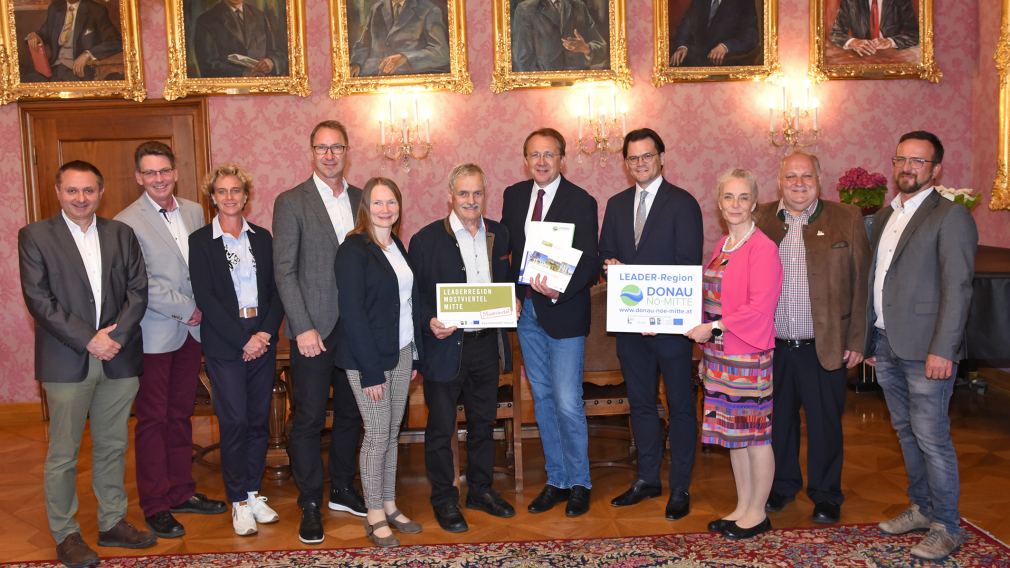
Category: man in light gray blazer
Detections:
[
  {"x1": 273, "y1": 120, "x2": 365, "y2": 545},
  {"x1": 867, "y1": 131, "x2": 977, "y2": 562},
  {"x1": 115, "y1": 142, "x2": 226, "y2": 540},
  {"x1": 19, "y1": 161, "x2": 156, "y2": 567}
]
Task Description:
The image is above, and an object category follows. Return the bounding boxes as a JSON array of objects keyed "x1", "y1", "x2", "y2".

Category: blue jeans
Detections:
[
  {"x1": 517, "y1": 298, "x2": 591, "y2": 489},
  {"x1": 874, "y1": 331, "x2": 961, "y2": 536}
]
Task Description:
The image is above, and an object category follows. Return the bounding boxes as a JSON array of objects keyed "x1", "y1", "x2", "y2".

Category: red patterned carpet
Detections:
[{"x1": 8, "y1": 521, "x2": 1010, "y2": 567}]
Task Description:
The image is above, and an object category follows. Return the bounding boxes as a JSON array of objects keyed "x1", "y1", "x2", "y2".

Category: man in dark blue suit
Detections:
[
  {"x1": 829, "y1": 0, "x2": 918, "y2": 57},
  {"x1": 192, "y1": 0, "x2": 287, "y2": 78},
  {"x1": 409, "y1": 163, "x2": 515, "y2": 533},
  {"x1": 349, "y1": 0, "x2": 450, "y2": 76},
  {"x1": 599, "y1": 128, "x2": 704, "y2": 519},
  {"x1": 501, "y1": 128, "x2": 599, "y2": 517},
  {"x1": 670, "y1": 0, "x2": 759, "y2": 67},
  {"x1": 24, "y1": 0, "x2": 122, "y2": 82}
]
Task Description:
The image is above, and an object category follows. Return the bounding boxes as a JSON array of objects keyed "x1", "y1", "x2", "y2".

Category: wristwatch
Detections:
[{"x1": 711, "y1": 320, "x2": 724, "y2": 337}]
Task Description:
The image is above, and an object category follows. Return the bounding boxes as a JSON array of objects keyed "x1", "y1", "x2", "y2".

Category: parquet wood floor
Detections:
[{"x1": 2, "y1": 380, "x2": 1009, "y2": 564}]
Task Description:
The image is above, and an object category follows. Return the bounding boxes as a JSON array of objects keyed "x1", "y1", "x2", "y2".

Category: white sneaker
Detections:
[
  {"x1": 249, "y1": 495, "x2": 279, "y2": 524},
  {"x1": 232, "y1": 502, "x2": 258, "y2": 536}
]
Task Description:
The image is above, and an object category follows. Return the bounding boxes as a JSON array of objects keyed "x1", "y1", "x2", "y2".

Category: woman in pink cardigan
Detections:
[{"x1": 686, "y1": 169, "x2": 783, "y2": 540}]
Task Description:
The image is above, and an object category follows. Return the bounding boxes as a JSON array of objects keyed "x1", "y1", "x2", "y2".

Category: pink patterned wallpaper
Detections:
[{"x1": 0, "y1": 0, "x2": 1005, "y2": 403}]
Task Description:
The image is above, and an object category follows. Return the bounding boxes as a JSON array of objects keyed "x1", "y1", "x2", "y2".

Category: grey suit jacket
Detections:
[
  {"x1": 115, "y1": 194, "x2": 204, "y2": 353},
  {"x1": 19, "y1": 215, "x2": 148, "y2": 383},
  {"x1": 866, "y1": 190, "x2": 977, "y2": 361},
  {"x1": 273, "y1": 177, "x2": 363, "y2": 339},
  {"x1": 511, "y1": 0, "x2": 608, "y2": 72}
]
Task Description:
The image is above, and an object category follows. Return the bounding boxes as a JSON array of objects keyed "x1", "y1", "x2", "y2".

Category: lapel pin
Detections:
[{"x1": 816, "y1": 230, "x2": 825, "y2": 236}]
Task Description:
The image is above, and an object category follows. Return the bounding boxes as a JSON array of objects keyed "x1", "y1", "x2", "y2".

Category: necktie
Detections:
[
  {"x1": 634, "y1": 190, "x2": 648, "y2": 248},
  {"x1": 59, "y1": 4, "x2": 76, "y2": 46},
  {"x1": 393, "y1": 1, "x2": 402, "y2": 22},
  {"x1": 234, "y1": 9, "x2": 246, "y2": 43},
  {"x1": 526, "y1": 189, "x2": 546, "y2": 298},
  {"x1": 870, "y1": 0, "x2": 880, "y2": 39},
  {"x1": 159, "y1": 208, "x2": 171, "y2": 223},
  {"x1": 708, "y1": 0, "x2": 721, "y2": 24}
]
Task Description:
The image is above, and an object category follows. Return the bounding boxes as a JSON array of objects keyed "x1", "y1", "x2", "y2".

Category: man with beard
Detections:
[{"x1": 867, "y1": 131, "x2": 977, "y2": 561}]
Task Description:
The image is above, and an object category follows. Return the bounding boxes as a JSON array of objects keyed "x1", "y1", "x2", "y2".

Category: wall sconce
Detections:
[
  {"x1": 766, "y1": 75, "x2": 820, "y2": 150},
  {"x1": 377, "y1": 94, "x2": 432, "y2": 172},
  {"x1": 573, "y1": 85, "x2": 627, "y2": 165}
]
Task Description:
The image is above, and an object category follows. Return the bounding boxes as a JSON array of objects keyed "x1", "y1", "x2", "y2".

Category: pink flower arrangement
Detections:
[
  {"x1": 837, "y1": 167, "x2": 888, "y2": 191},
  {"x1": 837, "y1": 167, "x2": 888, "y2": 211}
]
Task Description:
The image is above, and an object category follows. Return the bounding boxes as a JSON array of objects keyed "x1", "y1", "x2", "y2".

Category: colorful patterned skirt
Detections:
[{"x1": 700, "y1": 344, "x2": 773, "y2": 449}]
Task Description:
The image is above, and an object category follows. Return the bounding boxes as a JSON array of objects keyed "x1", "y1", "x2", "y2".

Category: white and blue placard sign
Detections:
[{"x1": 606, "y1": 264, "x2": 703, "y2": 334}]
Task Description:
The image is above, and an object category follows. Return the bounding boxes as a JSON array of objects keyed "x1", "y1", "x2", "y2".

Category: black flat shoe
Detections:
[
  {"x1": 707, "y1": 518, "x2": 733, "y2": 532},
  {"x1": 665, "y1": 490, "x2": 691, "y2": 520},
  {"x1": 610, "y1": 480, "x2": 662, "y2": 507},
  {"x1": 528, "y1": 485, "x2": 571, "y2": 514},
  {"x1": 812, "y1": 502, "x2": 841, "y2": 524},
  {"x1": 565, "y1": 486, "x2": 591, "y2": 517},
  {"x1": 723, "y1": 517, "x2": 772, "y2": 540}
]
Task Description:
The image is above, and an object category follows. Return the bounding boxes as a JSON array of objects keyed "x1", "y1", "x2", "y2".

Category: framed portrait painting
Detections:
[
  {"x1": 163, "y1": 0, "x2": 309, "y2": 100},
  {"x1": 328, "y1": 0, "x2": 472, "y2": 98},
  {"x1": 653, "y1": 0, "x2": 779, "y2": 85},
  {"x1": 491, "y1": 0, "x2": 632, "y2": 93},
  {"x1": 0, "y1": 0, "x2": 145, "y2": 104},
  {"x1": 810, "y1": 0, "x2": 941, "y2": 82}
]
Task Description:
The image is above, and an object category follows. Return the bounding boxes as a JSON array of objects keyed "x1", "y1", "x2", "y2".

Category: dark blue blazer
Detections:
[
  {"x1": 598, "y1": 178, "x2": 704, "y2": 267},
  {"x1": 501, "y1": 175, "x2": 599, "y2": 339},
  {"x1": 188, "y1": 221, "x2": 284, "y2": 361},
  {"x1": 672, "y1": 0, "x2": 758, "y2": 60},
  {"x1": 408, "y1": 216, "x2": 512, "y2": 382},
  {"x1": 334, "y1": 232, "x2": 424, "y2": 388}
]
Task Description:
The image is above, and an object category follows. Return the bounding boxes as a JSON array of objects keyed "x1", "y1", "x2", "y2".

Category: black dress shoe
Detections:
[
  {"x1": 466, "y1": 490, "x2": 516, "y2": 518},
  {"x1": 565, "y1": 485, "x2": 591, "y2": 517},
  {"x1": 298, "y1": 503, "x2": 324, "y2": 544},
  {"x1": 723, "y1": 517, "x2": 772, "y2": 540},
  {"x1": 528, "y1": 485, "x2": 571, "y2": 513},
  {"x1": 812, "y1": 502, "x2": 841, "y2": 524},
  {"x1": 169, "y1": 493, "x2": 226, "y2": 515},
  {"x1": 764, "y1": 492, "x2": 794, "y2": 513},
  {"x1": 611, "y1": 480, "x2": 662, "y2": 507},
  {"x1": 145, "y1": 511, "x2": 185, "y2": 539},
  {"x1": 434, "y1": 503, "x2": 469, "y2": 533},
  {"x1": 665, "y1": 490, "x2": 690, "y2": 520},
  {"x1": 328, "y1": 486, "x2": 367, "y2": 517},
  {"x1": 707, "y1": 518, "x2": 733, "y2": 532}
]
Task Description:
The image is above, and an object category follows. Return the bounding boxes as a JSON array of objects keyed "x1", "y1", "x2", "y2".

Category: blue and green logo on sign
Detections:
[{"x1": 620, "y1": 285, "x2": 643, "y2": 306}]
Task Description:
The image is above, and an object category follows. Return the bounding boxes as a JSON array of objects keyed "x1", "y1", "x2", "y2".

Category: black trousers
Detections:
[
  {"x1": 770, "y1": 340, "x2": 848, "y2": 505},
  {"x1": 423, "y1": 332, "x2": 499, "y2": 507},
  {"x1": 205, "y1": 318, "x2": 276, "y2": 504},
  {"x1": 617, "y1": 333, "x2": 696, "y2": 491},
  {"x1": 287, "y1": 327, "x2": 362, "y2": 508}
]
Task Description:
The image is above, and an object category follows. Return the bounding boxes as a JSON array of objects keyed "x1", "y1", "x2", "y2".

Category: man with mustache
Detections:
[{"x1": 408, "y1": 163, "x2": 516, "y2": 533}]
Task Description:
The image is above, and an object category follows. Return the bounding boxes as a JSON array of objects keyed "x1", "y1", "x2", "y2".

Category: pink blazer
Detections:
[{"x1": 706, "y1": 228, "x2": 783, "y2": 355}]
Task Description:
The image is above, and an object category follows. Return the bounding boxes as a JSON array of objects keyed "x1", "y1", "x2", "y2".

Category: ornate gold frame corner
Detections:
[
  {"x1": 810, "y1": 0, "x2": 941, "y2": 83},
  {"x1": 652, "y1": 0, "x2": 779, "y2": 86},
  {"x1": 993, "y1": 0, "x2": 1010, "y2": 210},
  {"x1": 163, "y1": 0, "x2": 310, "y2": 101},
  {"x1": 328, "y1": 0, "x2": 472, "y2": 99},
  {"x1": 0, "y1": 0, "x2": 145, "y2": 105},
  {"x1": 490, "y1": 0, "x2": 632, "y2": 94}
]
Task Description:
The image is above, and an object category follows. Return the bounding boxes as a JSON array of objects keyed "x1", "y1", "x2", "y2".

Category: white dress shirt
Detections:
[
  {"x1": 145, "y1": 192, "x2": 190, "y2": 264},
  {"x1": 313, "y1": 173, "x2": 354, "y2": 244},
  {"x1": 212, "y1": 216, "x2": 259, "y2": 310},
  {"x1": 62, "y1": 211, "x2": 102, "y2": 327},
  {"x1": 381, "y1": 243, "x2": 415, "y2": 349},
  {"x1": 873, "y1": 187, "x2": 935, "y2": 330}
]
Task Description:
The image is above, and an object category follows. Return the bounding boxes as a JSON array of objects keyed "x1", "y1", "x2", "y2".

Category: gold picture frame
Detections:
[
  {"x1": 328, "y1": 0, "x2": 472, "y2": 98},
  {"x1": 993, "y1": 0, "x2": 1010, "y2": 210},
  {"x1": 491, "y1": 0, "x2": 632, "y2": 93},
  {"x1": 653, "y1": 0, "x2": 779, "y2": 85},
  {"x1": 163, "y1": 0, "x2": 309, "y2": 100},
  {"x1": 810, "y1": 0, "x2": 941, "y2": 83},
  {"x1": 0, "y1": 0, "x2": 144, "y2": 105}
]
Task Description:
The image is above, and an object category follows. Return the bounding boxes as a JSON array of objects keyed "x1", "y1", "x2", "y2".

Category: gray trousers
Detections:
[
  {"x1": 42, "y1": 357, "x2": 139, "y2": 543},
  {"x1": 346, "y1": 344, "x2": 413, "y2": 510}
]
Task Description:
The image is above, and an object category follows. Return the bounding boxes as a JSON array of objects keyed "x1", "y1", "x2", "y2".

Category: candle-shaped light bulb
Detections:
[{"x1": 380, "y1": 119, "x2": 385, "y2": 145}]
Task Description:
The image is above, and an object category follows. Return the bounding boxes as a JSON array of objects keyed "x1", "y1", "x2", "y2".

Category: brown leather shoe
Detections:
[
  {"x1": 97, "y1": 518, "x2": 157, "y2": 549},
  {"x1": 56, "y1": 533, "x2": 99, "y2": 568}
]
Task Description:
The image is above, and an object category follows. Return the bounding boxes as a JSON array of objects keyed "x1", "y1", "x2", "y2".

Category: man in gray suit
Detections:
[
  {"x1": 273, "y1": 120, "x2": 365, "y2": 544},
  {"x1": 115, "y1": 141, "x2": 226, "y2": 539},
  {"x1": 349, "y1": 0, "x2": 450, "y2": 76},
  {"x1": 19, "y1": 161, "x2": 156, "y2": 568},
  {"x1": 511, "y1": 0, "x2": 608, "y2": 72},
  {"x1": 867, "y1": 131, "x2": 977, "y2": 561}
]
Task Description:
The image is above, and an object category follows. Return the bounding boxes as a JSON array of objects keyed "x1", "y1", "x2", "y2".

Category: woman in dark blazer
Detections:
[
  {"x1": 334, "y1": 177, "x2": 423, "y2": 547},
  {"x1": 188, "y1": 164, "x2": 284, "y2": 537}
]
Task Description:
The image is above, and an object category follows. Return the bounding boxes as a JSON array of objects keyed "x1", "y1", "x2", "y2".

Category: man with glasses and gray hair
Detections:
[
  {"x1": 866, "y1": 131, "x2": 976, "y2": 561},
  {"x1": 116, "y1": 141, "x2": 227, "y2": 540},
  {"x1": 598, "y1": 128, "x2": 703, "y2": 520},
  {"x1": 273, "y1": 120, "x2": 366, "y2": 544},
  {"x1": 408, "y1": 163, "x2": 515, "y2": 533}
]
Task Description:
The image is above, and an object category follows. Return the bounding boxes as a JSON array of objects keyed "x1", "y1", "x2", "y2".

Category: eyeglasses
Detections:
[
  {"x1": 891, "y1": 156, "x2": 936, "y2": 170},
  {"x1": 625, "y1": 152, "x2": 658, "y2": 165},
  {"x1": 140, "y1": 168, "x2": 174, "y2": 179},
  {"x1": 527, "y1": 151, "x2": 558, "y2": 161},
  {"x1": 312, "y1": 144, "x2": 348, "y2": 156}
]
